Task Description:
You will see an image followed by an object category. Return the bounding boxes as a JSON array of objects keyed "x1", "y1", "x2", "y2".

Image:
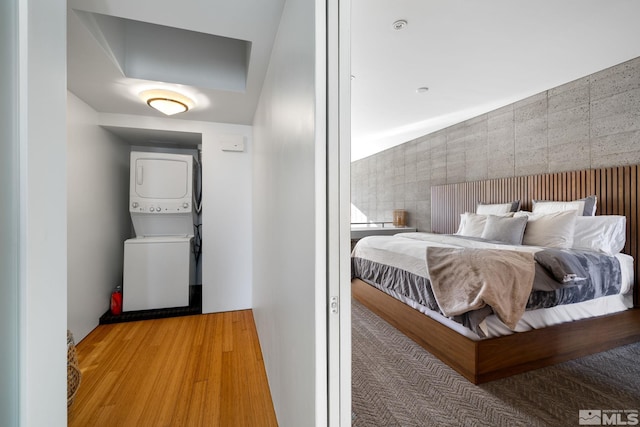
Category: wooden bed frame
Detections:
[{"x1": 352, "y1": 164, "x2": 640, "y2": 384}]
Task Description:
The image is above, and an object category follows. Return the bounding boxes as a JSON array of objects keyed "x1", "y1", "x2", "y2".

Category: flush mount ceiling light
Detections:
[
  {"x1": 140, "y1": 89, "x2": 195, "y2": 115},
  {"x1": 416, "y1": 86, "x2": 429, "y2": 93},
  {"x1": 392, "y1": 19, "x2": 408, "y2": 30}
]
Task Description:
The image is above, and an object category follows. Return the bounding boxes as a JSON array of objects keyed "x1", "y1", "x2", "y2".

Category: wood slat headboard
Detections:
[{"x1": 431, "y1": 165, "x2": 639, "y2": 307}]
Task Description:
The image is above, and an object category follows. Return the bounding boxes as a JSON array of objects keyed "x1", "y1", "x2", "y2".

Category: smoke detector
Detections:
[{"x1": 392, "y1": 19, "x2": 408, "y2": 30}]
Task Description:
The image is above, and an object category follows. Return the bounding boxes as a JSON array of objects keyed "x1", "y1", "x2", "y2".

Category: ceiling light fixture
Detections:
[
  {"x1": 140, "y1": 89, "x2": 195, "y2": 116},
  {"x1": 392, "y1": 19, "x2": 408, "y2": 30},
  {"x1": 416, "y1": 86, "x2": 429, "y2": 93}
]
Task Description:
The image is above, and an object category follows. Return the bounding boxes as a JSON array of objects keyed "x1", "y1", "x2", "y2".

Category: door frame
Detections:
[{"x1": 326, "y1": 0, "x2": 351, "y2": 424}]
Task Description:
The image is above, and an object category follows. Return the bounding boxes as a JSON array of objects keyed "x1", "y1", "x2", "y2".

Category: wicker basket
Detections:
[{"x1": 67, "y1": 330, "x2": 81, "y2": 408}]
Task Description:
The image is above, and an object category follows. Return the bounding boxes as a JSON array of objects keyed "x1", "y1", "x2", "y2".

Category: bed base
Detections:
[{"x1": 352, "y1": 278, "x2": 640, "y2": 384}]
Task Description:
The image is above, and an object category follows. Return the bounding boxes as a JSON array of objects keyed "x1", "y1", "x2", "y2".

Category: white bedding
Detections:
[{"x1": 352, "y1": 232, "x2": 634, "y2": 340}]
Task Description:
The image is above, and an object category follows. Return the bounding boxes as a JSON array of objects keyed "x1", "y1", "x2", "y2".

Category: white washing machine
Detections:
[
  {"x1": 123, "y1": 236, "x2": 192, "y2": 311},
  {"x1": 122, "y1": 151, "x2": 195, "y2": 311}
]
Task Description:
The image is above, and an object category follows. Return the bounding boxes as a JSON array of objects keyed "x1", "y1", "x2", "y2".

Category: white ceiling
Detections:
[
  {"x1": 67, "y1": 0, "x2": 285, "y2": 140},
  {"x1": 68, "y1": 0, "x2": 640, "y2": 160},
  {"x1": 350, "y1": 0, "x2": 640, "y2": 160}
]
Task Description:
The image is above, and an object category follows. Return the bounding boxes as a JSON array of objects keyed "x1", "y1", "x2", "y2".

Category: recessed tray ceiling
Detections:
[
  {"x1": 101, "y1": 126, "x2": 202, "y2": 148},
  {"x1": 74, "y1": 10, "x2": 251, "y2": 92}
]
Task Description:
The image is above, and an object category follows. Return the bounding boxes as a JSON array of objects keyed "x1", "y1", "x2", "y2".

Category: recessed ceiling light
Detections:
[
  {"x1": 392, "y1": 19, "x2": 408, "y2": 30},
  {"x1": 139, "y1": 89, "x2": 195, "y2": 115},
  {"x1": 416, "y1": 87, "x2": 429, "y2": 93}
]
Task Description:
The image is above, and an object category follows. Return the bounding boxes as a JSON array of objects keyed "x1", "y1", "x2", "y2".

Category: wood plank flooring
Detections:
[{"x1": 68, "y1": 310, "x2": 278, "y2": 427}]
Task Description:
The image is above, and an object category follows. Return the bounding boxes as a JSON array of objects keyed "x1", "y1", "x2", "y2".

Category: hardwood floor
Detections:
[{"x1": 68, "y1": 310, "x2": 278, "y2": 426}]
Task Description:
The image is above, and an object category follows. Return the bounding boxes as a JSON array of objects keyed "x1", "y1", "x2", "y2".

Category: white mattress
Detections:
[{"x1": 353, "y1": 232, "x2": 635, "y2": 340}]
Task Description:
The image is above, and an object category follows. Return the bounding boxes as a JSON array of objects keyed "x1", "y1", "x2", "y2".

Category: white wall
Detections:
[
  {"x1": 201, "y1": 132, "x2": 253, "y2": 312},
  {"x1": 67, "y1": 93, "x2": 131, "y2": 341},
  {"x1": 252, "y1": 0, "x2": 325, "y2": 424},
  {"x1": 98, "y1": 113, "x2": 253, "y2": 313},
  {"x1": 17, "y1": 0, "x2": 68, "y2": 425}
]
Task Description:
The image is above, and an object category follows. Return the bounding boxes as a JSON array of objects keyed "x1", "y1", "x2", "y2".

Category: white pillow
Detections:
[
  {"x1": 532, "y1": 195, "x2": 597, "y2": 216},
  {"x1": 456, "y1": 212, "x2": 488, "y2": 237},
  {"x1": 532, "y1": 200, "x2": 584, "y2": 216},
  {"x1": 476, "y1": 201, "x2": 519, "y2": 215},
  {"x1": 519, "y1": 210, "x2": 578, "y2": 248},
  {"x1": 572, "y1": 215, "x2": 626, "y2": 255}
]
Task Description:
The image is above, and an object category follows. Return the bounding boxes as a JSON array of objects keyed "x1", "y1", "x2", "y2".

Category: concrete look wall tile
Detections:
[
  {"x1": 591, "y1": 88, "x2": 640, "y2": 138},
  {"x1": 430, "y1": 165, "x2": 447, "y2": 186},
  {"x1": 465, "y1": 145, "x2": 488, "y2": 182},
  {"x1": 415, "y1": 179, "x2": 430, "y2": 201},
  {"x1": 488, "y1": 129, "x2": 515, "y2": 152},
  {"x1": 417, "y1": 158, "x2": 430, "y2": 181},
  {"x1": 515, "y1": 147, "x2": 548, "y2": 176},
  {"x1": 416, "y1": 139, "x2": 430, "y2": 161},
  {"x1": 514, "y1": 91, "x2": 547, "y2": 109},
  {"x1": 448, "y1": 122, "x2": 468, "y2": 142},
  {"x1": 515, "y1": 131, "x2": 547, "y2": 152},
  {"x1": 591, "y1": 87, "x2": 640, "y2": 118},
  {"x1": 487, "y1": 107, "x2": 515, "y2": 178},
  {"x1": 548, "y1": 78, "x2": 589, "y2": 112},
  {"x1": 378, "y1": 201, "x2": 394, "y2": 222},
  {"x1": 488, "y1": 153, "x2": 515, "y2": 179},
  {"x1": 404, "y1": 140, "x2": 417, "y2": 157},
  {"x1": 549, "y1": 142, "x2": 591, "y2": 173},
  {"x1": 467, "y1": 113, "x2": 488, "y2": 126},
  {"x1": 487, "y1": 103, "x2": 514, "y2": 119},
  {"x1": 488, "y1": 108, "x2": 514, "y2": 130},
  {"x1": 404, "y1": 160, "x2": 417, "y2": 184},
  {"x1": 446, "y1": 141, "x2": 465, "y2": 184},
  {"x1": 591, "y1": 57, "x2": 640, "y2": 101},
  {"x1": 350, "y1": 56, "x2": 640, "y2": 226},
  {"x1": 591, "y1": 130, "x2": 640, "y2": 168},
  {"x1": 515, "y1": 94, "x2": 547, "y2": 120},
  {"x1": 515, "y1": 95, "x2": 548, "y2": 154},
  {"x1": 549, "y1": 75, "x2": 589, "y2": 97},
  {"x1": 393, "y1": 183, "x2": 405, "y2": 203},
  {"x1": 591, "y1": 112, "x2": 640, "y2": 139},
  {"x1": 416, "y1": 199, "x2": 431, "y2": 232},
  {"x1": 548, "y1": 104, "x2": 589, "y2": 145},
  {"x1": 405, "y1": 181, "x2": 418, "y2": 202}
]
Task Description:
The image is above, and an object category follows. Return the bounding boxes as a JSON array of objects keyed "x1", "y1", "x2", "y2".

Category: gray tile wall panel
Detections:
[{"x1": 350, "y1": 56, "x2": 640, "y2": 231}]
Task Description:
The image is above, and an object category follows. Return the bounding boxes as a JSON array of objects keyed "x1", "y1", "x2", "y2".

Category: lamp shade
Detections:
[
  {"x1": 140, "y1": 89, "x2": 194, "y2": 115},
  {"x1": 147, "y1": 98, "x2": 188, "y2": 115}
]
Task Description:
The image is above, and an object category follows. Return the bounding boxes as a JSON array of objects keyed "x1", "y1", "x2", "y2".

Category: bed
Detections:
[{"x1": 351, "y1": 164, "x2": 640, "y2": 384}]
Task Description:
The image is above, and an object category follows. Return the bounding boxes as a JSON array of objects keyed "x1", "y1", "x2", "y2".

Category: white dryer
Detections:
[{"x1": 123, "y1": 151, "x2": 195, "y2": 311}]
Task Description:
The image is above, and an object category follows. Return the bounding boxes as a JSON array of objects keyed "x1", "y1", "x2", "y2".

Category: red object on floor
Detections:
[{"x1": 110, "y1": 287, "x2": 123, "y2": 315}]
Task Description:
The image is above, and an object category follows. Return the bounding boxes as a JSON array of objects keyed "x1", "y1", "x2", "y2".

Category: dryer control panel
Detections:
[{"x1": 130, "y1": 200, "x2": 192, "y2": 214}]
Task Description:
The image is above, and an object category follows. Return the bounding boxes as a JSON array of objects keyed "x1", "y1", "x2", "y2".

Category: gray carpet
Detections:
[{"x1": 352, "y1": 298, "x2": 640, "y2": 427}]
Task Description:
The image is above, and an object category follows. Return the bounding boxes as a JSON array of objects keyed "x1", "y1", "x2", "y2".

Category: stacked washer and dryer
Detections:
[{"x1": 123, "y1": 151, "x2": 196, "y2": 312}]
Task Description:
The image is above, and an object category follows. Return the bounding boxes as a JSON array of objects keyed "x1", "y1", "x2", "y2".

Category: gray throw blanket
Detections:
[{"x1": 426, "y1": 247, "x2": 535, "y2": 330}]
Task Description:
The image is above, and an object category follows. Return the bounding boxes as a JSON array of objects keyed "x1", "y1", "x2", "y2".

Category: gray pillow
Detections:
[{"x1": 481, "y1": 215, "x2": 528, "y2": 245}]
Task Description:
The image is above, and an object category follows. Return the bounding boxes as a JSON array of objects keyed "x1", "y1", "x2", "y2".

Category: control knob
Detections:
[
  {"x1": 183, "y1": 202, "x2": 189, "y2": 209},
  {"x1": 132, "y1": 202, "x2": 139, "y2": 208},
  {"x1": 149, "y1": 207, "x2": 155, "y2": 212}
]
